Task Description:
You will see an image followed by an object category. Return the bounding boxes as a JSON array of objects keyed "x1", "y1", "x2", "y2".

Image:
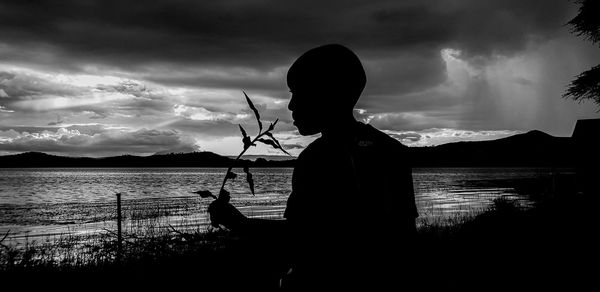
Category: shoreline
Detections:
[{"x1": 1, "y1": 192, "x2": 594, "y2": 289}]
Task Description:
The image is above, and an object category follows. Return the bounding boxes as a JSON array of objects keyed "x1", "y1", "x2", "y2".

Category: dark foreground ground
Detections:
[{"x1": 1, "y1": 192, "x2": 598, "y2": 291}]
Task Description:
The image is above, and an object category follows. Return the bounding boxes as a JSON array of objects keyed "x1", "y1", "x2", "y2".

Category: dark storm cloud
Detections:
[
  {"x1": 0, "y1": 0, "x2": 593, "y2": 154},
  {"x1": 0, "y1": 0, "x2": 573, "y2": 73},
  {"x1": 362, "y1": 50, "x2": 447, "y2": 97},
  {"x1": 144, "y1": 67, "x2": 287, "y2": 95}
]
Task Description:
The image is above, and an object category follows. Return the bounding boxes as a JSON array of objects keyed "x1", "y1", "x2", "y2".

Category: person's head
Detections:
[{"x1": 287, "y1": 44, "x2": 366, "y2": 135}]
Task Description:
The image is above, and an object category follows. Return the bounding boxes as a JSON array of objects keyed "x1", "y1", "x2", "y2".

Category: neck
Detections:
[{"x1": 321, "y1": 115, "x2": 360, "y2": 139}]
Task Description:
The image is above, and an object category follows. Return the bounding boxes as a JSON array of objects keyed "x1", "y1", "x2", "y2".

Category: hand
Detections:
[{"x1": 208, "y1": 195, "x2": 247, "y2": 230}]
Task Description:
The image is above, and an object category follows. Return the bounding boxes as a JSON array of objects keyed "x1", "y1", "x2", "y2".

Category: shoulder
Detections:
[
  {"x1": 358, "y1": 123, "x2": 409, "y2": 153},
  {"x1": 355, "y1": 123, "x2": 413, "y2": 167},
  {"x1": 295, "y1": 123, "x2": 410, "y2": 162},
  {"x1": 294, "y1": 136, "x2": 330, "y2": 170},
  {"x1": 296, "y1": 136, "x2": 325, "y2": 160}
]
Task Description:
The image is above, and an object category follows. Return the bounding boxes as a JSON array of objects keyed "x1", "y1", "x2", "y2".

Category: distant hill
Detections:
[
  {"x1": 0, "y1": 130, "x2": 576, "y2": 167},
  {"x1": 0, "y1": 151, "x2": 296, "y2": 168},
  {"x1": 229, "y1": 155, "x2": 295, "y2": 161},
  {"x1": 410, "y1": 130, "x2": 575, "y2": 167}
]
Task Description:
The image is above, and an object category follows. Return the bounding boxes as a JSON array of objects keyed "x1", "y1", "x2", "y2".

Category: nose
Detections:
[{"x1": 288, "y1": 95, "x2": 296, "y2": 111}]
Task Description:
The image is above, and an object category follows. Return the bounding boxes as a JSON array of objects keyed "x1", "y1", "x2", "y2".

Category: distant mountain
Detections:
[
  {"x1": 228, "y1": 155, "x2": 295, "y2": 161},
  {"x1": 0, "y1": 151, "x2": 296, "y2": 168},
  {"x1": 0, "y1": 130, "x2": 576, "y2": 167},
  {"x1": 410, "y1": 130, "x2": 575, "y2": 167}
]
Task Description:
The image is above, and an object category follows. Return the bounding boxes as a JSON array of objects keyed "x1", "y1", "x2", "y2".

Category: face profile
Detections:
[
  {"x1": 287, "y1": 88, "x2": 327, "y2": 135},
  {"x1": 287, "y1": 44, "x2": 367, "y2": 136}
]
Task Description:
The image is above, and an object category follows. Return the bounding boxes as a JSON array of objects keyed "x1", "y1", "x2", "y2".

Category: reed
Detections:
[{"x1": 1, "y1": 196, "x2": 522, "y2": 271}]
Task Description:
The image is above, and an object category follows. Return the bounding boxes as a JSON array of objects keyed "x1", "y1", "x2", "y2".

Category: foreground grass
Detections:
[
  {"x1": 1, "y1": 194, "x2": 596, "y2": 290},
  {"x1": 415, "y1": 194, "x2": 596, "y2": 289}
]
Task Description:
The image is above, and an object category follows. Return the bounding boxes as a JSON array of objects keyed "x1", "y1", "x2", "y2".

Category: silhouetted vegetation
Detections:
[
  {"x1": 195, "y1": 92, "x2": 289, "y2": 203},
  {"x1": 1, "y1": 187, "x2": 594, "y2": 289},
  {"x1": 564, "y1": 0, "x2": 600, "y2": 106},
  {"x1": 414, "y1": 193, "x2": 594, "y2": 289},
  {"x1": 0, "y1": 151, "x2": 296, "y2": 168}
]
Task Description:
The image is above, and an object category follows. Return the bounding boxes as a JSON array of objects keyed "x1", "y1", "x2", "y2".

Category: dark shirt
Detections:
[{"x1": 282, "y1": 121, "x2": 418, "y2": 288}]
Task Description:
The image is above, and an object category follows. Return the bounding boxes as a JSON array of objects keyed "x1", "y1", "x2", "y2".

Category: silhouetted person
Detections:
[{"x1": 209, "y1": 44, "x2": 418, "y2": 290}]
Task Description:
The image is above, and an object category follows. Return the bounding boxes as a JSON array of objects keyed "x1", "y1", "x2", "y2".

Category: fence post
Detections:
[{"x1": 116, "y1": 192, "x2": 122, "y2": 262}]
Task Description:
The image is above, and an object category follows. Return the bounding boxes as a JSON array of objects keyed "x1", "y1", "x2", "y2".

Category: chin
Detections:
[{"x1": 296, "y1": 125, "x2": 321, "y2": 136}]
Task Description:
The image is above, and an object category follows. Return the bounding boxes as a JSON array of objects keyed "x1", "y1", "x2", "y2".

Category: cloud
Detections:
[
  {"x1": 0, "y1": 70, "x2": 85, "y2": 102},
  {"x1": 0, "y1": 0, "x2": 575, "y2": 69},
  {"x1": 367, "y1": 111, "x2": 460, "y2": 131},
  {"x1": 0, "y1": 105, "x2": 14, "y2": 113},
  {"x1": 0, "y1": 71, "x2": 16, "y2": 80},
  {"x1": 47, "y1": 119, "x2": 63, "y2": 126},
  {"x1": 0, "y1": 69, "x2": 130, "y2": 113},
  {"x1": 0, "y1": 0, "x2": 579, "y2": 106},
  {"x1": 391, "y1": 133, "x2": 422, "y2": 143},
  {"x1": 172, "y1": 104, "x2": 243, "y2": 122},
  {"x1": 281, "y1": 143, "x2": 306, "y2": 151},
  {"x1": 162, "y1": 118, "x2": 241, "y2": 138},
  {"x1": 0, "y1": 126, "x2": 199, "y2": 157},
  {"x1": 384, "y1": 128, "x2": 522, "y2": 147},
  {"x1": 0, "y1": 0, "x2": 598, "y2": 156}
]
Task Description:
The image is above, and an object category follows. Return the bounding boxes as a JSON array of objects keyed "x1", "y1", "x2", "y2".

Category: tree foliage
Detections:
[
  {"x1": 564, "y1": 0, "x2": 600, "y2": 107},
  {"x1": 566, "y1": 0, "x2": 600, "y2": 44}
]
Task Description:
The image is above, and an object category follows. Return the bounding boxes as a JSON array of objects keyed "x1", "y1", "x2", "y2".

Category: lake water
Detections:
[{"x1": 0, "y1": 167, "x2": 563, "y2": 242}]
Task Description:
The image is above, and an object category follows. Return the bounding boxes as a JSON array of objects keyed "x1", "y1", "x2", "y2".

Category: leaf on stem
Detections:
[
  {"x1": 243, "y1": 165, "x2": 255, "y2": 196},
  {"x1": 239, "y1": 125, "x2": 255, "y2": 150},
  {"x1": 193, "y1": 190, "x2": 217, "y2": 200},
  {"x1": 238, "y1": 124, "x2": 248, "y2": 138},
  {"x1": 242, "y1": 136, "x2": 255, "y2": 150},
  {"x1": 226, "y1": 171, "x2": 237, "y2": 180},
  {"x1": 264, "y1": 133, "x2": 291, "y2": 156},
  {"x1": 267, "y1": 118, "x2": 279, "y2": 132},
  {"x1": 257, "y1": 138, "x2": 279, "y2": 149},
  {"x1": 243, "y1": 91, "x2": 262, "y2": 133}
]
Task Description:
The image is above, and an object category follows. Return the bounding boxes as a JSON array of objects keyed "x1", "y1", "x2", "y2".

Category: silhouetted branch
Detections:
[
  {"x1": 194, "y1": 91, "x2": 288, "y2": 200},
  {"x1": 566, "y1": 0, "x2": 600, "y2": 45},
  {"x1": 563, "y1": 64, "x2": 600, "y2": 107},
  {"x1": 564, "y1": 0, "x2": 600, "y2": 107}
]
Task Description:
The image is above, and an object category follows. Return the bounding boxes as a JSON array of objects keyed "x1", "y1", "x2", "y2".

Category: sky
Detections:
[{"x1": 0, "y1": 0, "x2": 599, "y2": 157}]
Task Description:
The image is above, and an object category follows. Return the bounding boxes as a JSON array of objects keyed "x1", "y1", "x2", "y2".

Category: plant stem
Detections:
[{"x1": 218, "y1": 130, "x2": 268, "y2": 196}]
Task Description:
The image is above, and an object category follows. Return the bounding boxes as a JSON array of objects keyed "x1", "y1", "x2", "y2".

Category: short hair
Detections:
[{"x1": 287, "y1": 44, "x2": 367, "y2": 109}]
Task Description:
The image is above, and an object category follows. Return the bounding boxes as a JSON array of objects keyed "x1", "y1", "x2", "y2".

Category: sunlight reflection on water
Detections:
[{"x1": 0, "y1": 167, "x2": 558, "y2": 240}]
